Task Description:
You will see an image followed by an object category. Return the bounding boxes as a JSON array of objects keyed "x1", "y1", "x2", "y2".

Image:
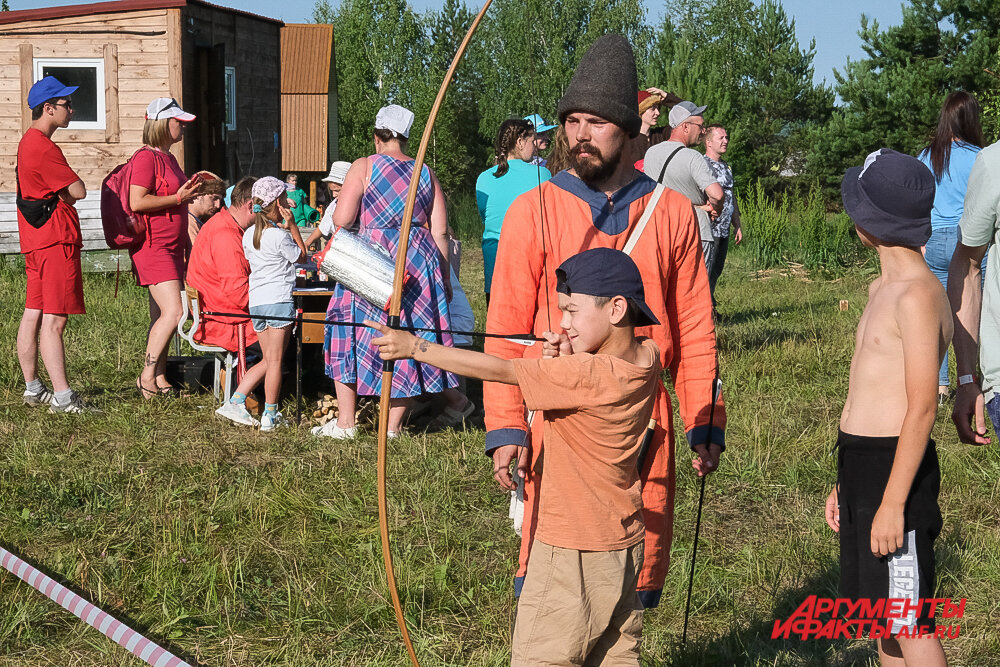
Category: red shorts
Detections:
[{"x1": 24, "y1": 243, "x2": 85, "y2": 315}]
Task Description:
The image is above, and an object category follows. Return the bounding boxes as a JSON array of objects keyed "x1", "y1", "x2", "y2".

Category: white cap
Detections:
[
  {"x1": 146, "y1": 97, "x2": 195, "y2": 122},
  {"x1": 375, "y1": 104, "x2": 414, "y2": 139},
  {"x1": 667, "y1": 100, "x2": 707, "y2": 128},
  {"x1": 322, "y1": 161, "x2": 352, "y2": 184}
]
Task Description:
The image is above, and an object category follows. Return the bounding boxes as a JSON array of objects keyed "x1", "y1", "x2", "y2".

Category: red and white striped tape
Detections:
[{"x1": 0, "y1": 546, "x2": 192, "y2": 667}]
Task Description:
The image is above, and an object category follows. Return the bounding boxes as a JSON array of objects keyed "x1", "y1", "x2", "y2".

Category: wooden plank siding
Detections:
[
  {"x1": 281, "y1": 94, "x2": 327, "y2": 172},
  {"x1": 0, "y1": 8, "x2": 172, "y2": 193},
  {"x1": 280, "y1": 24, "x2": 336, "y2": 173},
  {"x1": 0, "y1": 192, "x2": 106, "y2": 254},
  {"x1": 180, "y1": 3, "x2": 281, "y2": 183}
]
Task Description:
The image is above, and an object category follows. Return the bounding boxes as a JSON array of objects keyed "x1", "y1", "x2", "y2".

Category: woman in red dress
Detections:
[{"x1": 128, "y1": 97, "x2": 200, "y2": 398}]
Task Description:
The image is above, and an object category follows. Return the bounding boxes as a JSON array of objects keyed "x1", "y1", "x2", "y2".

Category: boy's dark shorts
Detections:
[{"x1": 836, "y1": 430, "x2": 942, "y2": 636}]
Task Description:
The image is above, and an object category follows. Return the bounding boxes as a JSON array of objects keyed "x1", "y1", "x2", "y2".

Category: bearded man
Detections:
[{"x1": 484, "y1": 34, "x2": 726, "y2": 610}]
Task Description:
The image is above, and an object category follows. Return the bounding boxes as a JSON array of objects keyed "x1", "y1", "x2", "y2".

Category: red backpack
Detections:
[{"x1": 101, "y1": 147, "x2": 167, "y2": 249}]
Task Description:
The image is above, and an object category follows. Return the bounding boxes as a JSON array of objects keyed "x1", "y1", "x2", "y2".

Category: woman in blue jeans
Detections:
[{"x1": 918, "y1": 91, "x2": 987, "y2": 402}]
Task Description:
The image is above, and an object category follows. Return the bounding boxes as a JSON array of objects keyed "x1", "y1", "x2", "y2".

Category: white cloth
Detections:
[
  {"x1": 448, "y1": 270, "x2": 475, "y2": 346},
  {"x1": 318, "y1": 199, "x2": 338, "y2": 236},
  {"x1": 375, "y1": 104, "x2": 414, "y2": 139},
  {"x1": 242, "y1": 226, "x2": 301, "y2": 307}
]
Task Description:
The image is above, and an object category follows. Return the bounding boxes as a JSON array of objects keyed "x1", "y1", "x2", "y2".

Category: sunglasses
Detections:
[
  {"x1": 153, "y1": 99, "x2": 180, "y2": 120},
  {"x1": 50, "y1": 100, "x2": 72, "y2": 110}
]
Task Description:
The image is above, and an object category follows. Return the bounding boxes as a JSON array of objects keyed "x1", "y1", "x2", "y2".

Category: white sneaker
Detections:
[
  {"x1": 216, "y1": 401, "x2": 259, "y2": 427},
  {"x1": 260, "y1": 411, "x2": 286, "y2": 432},
  {"x1": 48, "y1": 391, "x2": 99, "y2": 414},
  {"x1": 23, "y1": 386, "x2": 54, "y2": 407},
  {"x1": 310, "y1": 421, "x2": 357, "y2": 439}
]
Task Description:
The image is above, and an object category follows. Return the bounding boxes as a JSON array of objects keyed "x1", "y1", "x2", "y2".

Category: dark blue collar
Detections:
[{"x1": 549, "y1": 170, "x2": 657, "y2": 235}]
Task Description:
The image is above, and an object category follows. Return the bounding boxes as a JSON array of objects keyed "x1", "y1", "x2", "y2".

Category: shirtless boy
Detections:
[
  {"x1": 369, "y1": 247, "x2": 662, "y2": 665},
  {"x1": 826, "y1": 149, "x2": 951, "y2": 667}
]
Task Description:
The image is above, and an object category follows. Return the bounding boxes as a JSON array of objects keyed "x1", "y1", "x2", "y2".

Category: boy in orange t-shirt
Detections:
[{"x1": 369, "y1": 247, "x2": 662, "y2": 665}]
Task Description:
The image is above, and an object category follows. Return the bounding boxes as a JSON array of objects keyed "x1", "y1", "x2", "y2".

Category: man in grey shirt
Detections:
[{"x1": 643, "y1": 100, "x2": 723, "y2": 270}]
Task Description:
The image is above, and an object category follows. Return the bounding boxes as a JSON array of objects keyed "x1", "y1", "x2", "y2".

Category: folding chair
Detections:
[{"x1": 177, "y1": 287, "x2": 237, "y2": 402}]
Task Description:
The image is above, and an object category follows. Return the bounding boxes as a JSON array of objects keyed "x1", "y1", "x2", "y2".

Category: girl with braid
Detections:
[{"x1": 476, "y1": 118, "x2": 552, "y2": 304}]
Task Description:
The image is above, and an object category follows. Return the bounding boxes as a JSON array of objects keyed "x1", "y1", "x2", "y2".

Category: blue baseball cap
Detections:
[
  {"x1": 523, "y1": 113, "x2": 557, "y2": 133},
  {"x1": 28, "y1": 76, "x2": 78, "y2": 109},
  {"x1": 555, "y1": 248, "x2": 659, "y2": 326}
]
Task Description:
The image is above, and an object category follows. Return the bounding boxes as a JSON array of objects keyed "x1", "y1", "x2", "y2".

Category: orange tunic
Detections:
[{"x1": 485, "y1": 170, "x2": 725, "y2": 606}]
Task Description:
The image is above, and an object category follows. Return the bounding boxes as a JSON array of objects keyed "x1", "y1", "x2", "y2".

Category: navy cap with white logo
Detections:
[{"x1": 555, "y1": 248, "x2": 660, "y2": 327}]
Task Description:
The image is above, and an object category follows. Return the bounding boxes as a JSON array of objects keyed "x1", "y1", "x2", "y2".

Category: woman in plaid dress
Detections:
[{"x1": 317, "y1": 105, "x2": 456, "y2": 439}]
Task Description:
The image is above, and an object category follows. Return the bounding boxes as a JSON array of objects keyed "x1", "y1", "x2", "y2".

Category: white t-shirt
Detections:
[
  {"x1": 318, "y1": 199, "x2": 338, "y2": 236},
  {"x1": 242, "y1": 226, "x2": 302, "y2": 307},
  {"x1": 959, "y1": 142, "x2": 1000, "y2": 401}
]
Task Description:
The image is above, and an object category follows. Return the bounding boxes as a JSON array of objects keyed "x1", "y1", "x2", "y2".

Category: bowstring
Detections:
[
  {"x1": 503, "y1": 7, "x2": 552, "y2": 616},
  {"x1": 529, "y1": 34, "x2": 553, "y2": 334}
]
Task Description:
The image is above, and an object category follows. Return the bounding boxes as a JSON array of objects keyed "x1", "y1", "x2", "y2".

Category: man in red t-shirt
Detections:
[
  {"x1": 15, "y1": 76, "x2": 93, "y2": 414},
  {"x1": 186, "y1": 177, "x2": 259, "y2": 353}
]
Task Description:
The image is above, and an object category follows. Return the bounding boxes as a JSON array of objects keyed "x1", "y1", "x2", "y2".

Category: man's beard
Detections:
[{"x1": 571, "y1": 141, "x2": 622, "y2": 184}]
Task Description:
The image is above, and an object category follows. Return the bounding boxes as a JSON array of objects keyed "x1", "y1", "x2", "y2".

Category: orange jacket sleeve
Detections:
[
  {"x1": 483, "y1": 190, "x2": 547, "y2": 453},
  {"x1": 661, "y1": 196, "x2": 726, "y2": 449}
]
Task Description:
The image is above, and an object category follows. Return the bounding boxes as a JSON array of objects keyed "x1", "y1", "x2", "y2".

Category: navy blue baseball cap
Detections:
[
  {"x1": 555, "y1": 247, "x2": 659, "y2": 326},
  {"x1": 842, "y1": 148, "x2": 934, "y2": 247},
  {"x1": 28, "y1": 76, "x2": 78, "y2": 109}
]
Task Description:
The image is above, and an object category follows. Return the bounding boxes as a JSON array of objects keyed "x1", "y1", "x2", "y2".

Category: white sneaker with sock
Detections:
[
  {"x1": 216, "y1": 401, "x2": 259, "y2": 427},
  {"x1": 260, "y1": 411, "x2": 286, "y2": 432},
  {"x1": 23, "y1": 386, "x2": 54, "y2": 407},
  {"x1": 310, "y1": 421, "x2": 357, "y2": 439}
]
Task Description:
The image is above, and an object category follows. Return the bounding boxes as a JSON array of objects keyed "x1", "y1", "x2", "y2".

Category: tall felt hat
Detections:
[{"x1": 557, "y1": 34, "x2": 641, "y2": 138}]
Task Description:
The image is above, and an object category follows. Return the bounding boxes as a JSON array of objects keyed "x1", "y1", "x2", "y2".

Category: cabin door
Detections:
[{"x1": 195, "y1": 44, "x2": 228, "y2": 179}]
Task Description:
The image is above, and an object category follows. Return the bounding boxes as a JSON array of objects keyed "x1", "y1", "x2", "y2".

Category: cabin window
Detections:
[
  {"x1": 33, "y1": 57, "x2": 106, "y2": 130},
  {"x1": 225, "y1": 66, "x2": 237, "y2": 131}
]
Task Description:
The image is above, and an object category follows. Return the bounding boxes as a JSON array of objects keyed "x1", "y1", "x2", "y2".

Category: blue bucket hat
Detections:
[
  {"x1": 841, "y1": 148, "x2": 935, "y2": 248},
  {"x1": 28, "y1": 76, "x2": 78, "y2": 109}
]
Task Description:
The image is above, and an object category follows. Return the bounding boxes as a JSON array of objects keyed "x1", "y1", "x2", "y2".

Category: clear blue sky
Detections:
[{"x1": 11, "y1": 0, "x2": 904, "y2": 87}]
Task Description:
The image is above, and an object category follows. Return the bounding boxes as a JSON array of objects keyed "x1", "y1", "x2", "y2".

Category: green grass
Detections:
[{"x1": 1, "y1": 246, "x2": 998, "y2": 666}]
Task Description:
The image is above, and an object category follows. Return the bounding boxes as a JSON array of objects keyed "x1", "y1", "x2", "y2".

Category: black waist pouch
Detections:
[{"x1": 15, "y1": 167, "x2": 60, "y2": 229}]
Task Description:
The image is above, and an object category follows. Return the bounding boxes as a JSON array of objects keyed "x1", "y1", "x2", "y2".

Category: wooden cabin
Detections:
[{"x1": 0, "y1": 0, "x2": 286, "y2": 254}]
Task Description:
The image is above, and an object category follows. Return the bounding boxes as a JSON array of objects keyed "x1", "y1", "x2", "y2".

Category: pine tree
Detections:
[
  {"x1": 318, "y1": 0, "x2": 429, "y2": 164},
  {"x1": 646, "y1": 0, "x2": 832, "y2": 192},
  {"x1": 806, "y1": 0, "x2": 1000, "y2": 193}
]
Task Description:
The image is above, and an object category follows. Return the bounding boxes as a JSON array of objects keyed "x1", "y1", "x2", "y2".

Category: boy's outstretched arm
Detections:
[
  {"x1": 368, "y1": 322, "x2": 568, "y2": 384},
  {"x1": 870, "y1": 288, "x2": 941, "y2": 557}
]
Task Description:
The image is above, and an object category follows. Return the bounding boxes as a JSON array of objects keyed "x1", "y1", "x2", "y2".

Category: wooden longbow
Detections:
[{"x1": 376, "y1": 1, "x2": 496, "y2": 664}]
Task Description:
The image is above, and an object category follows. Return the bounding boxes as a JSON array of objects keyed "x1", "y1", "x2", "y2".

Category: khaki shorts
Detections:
[{"x1": 511, "y1": 539, "x2": 644, "y2": 667}]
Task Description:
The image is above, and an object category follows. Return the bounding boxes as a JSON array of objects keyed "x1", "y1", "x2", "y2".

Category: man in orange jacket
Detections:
[{"x1": 484, "y1": 33, "x2": 726, "y2": 609}]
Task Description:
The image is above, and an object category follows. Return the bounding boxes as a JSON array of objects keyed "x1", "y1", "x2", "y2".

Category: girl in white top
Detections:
[{"x1": 215, "y1": 176, "x2": 306, "y2": 431}]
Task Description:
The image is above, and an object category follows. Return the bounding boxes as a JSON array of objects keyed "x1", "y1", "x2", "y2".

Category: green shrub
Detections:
[
  {"x1": 794, "y1": 182, "x2": 865, "y2": 270},
  {"x1": 738, "y1": 179, "x2": 789, "y2": 269},
  {"x1": 445, "y1": 190, "x2": 483, "y2": 244}
]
